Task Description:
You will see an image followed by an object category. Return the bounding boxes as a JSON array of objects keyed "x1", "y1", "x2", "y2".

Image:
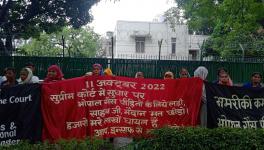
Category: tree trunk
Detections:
[
  {"x1": 0, "y1": 39, "x2": 7, "y2": 56},
  {"x1": 0, "y1": 38, "x2": 13, "y2": 56},
  {"x1": 5, "y1": 35, "x2": 13, "y2": 56}
]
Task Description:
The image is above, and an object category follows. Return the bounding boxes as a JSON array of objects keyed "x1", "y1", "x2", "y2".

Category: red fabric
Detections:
[
  {"x1": 41, "y1": 76, "x2": 203, "y2": 141},
  {"x1": 44, "y1": 65, "x2": 64, "y2": 83}
]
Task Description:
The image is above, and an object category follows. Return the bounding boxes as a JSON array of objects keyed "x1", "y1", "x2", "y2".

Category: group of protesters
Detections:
[
  {"x1": 0, "y1": 62, "x2": 263, "y2": 89},
  {"x1": 0, "y1": 62, "x2": 262, "y2": 149},
  {"x1": 0, "y1": 63, "x2": 64, "y2": 88}
]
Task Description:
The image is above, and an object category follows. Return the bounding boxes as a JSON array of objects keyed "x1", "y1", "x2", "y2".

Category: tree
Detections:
[
  {"x1": 17, "y1": 27, "x2": 101, "y2": 57},
  {"x1": 0, "y1": 0, "x2": 99, "y2": 55},
  {"x1": 163, "y1": 6, "x2": 185, "y2": 30},
  {"x1": 174, "y1": 0, "x2": 219, "y2": 35},
  {"x1": 169, "y1": 0, "x2": 264, "y2": 57}
]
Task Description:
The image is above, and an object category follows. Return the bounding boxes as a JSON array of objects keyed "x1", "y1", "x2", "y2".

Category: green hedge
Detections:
[
  {"x1": 2, "y1": 138, "x2": 113, "y2": 150},
  {"x1": 124, "y1": 128, "x2": 264, "y2": 150},
  {"x1": 2, "y1": 128, "x2": 264, "y2": 150}
]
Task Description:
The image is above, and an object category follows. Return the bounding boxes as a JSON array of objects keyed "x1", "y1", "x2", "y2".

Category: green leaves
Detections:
[
  {"x1": 0, "y1": 0, "x2": 99, "y2": 55},
  {"x1": 18, "y1": 27, "x2": 100, "y2": 57},
  {"x1": 170, "y1": 0, "x2": 264, "y2": 57},
  {"x1": 125, "y1": 127, "x2": 264, "y2": 150},
  {"x1": 4, "y1": 138, "x2": 113, "y2": 150},
  {"x1": 3, "y1": 128, "x2": 264, "y2": 149}
]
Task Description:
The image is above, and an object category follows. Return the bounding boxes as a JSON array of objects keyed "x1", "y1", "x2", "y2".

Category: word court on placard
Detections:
[{"x1": 0, "y1": 95, "x2": 32, "y2": 105}]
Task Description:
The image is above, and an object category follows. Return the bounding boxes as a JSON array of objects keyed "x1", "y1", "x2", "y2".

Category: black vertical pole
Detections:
[
  {"x1": 111, "y1": 37, "x2": 114, "y2": 69},
  {"x1": 158, "y1": 39, "x2": 163, "y2": 78},
  {"x1": 62, "y1": 35, "x2": 65, "y2": 57},
  {"x1": 158, "y1": 39, "x2": 163, "y2": 61},
  {"x1": 111, "y1": 37, "x2": 114, "y2": 60}
]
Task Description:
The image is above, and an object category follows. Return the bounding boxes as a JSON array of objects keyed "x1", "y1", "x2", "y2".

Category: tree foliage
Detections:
[
  {"x1": 163, "y1": 6, "x2": 185, "y2": 30},
  {"x1": 17, "y1": 27, "x2": 101, "y2": 57},
  {"x1": 0, "y1": 0, "x2": 99, "y2": 55},
  {"x1": 169, "y1": 0, "x2": 264, "y2": 57}
]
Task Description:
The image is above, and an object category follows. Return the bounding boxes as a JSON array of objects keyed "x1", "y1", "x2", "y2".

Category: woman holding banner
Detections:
[
  {"x1": 135, "y1": 72, "x2": 144, "y2": 78},
  {"x1": 18, "y1": 67, "x2": 35, "y2": 84},
  {"x1": 92, "y1": 63, "x2": 103, "y2": 76},
  {"x1": 43, "y1": 65, "x2": 64, "y2": 83},
  {"x1": 179, "y1": 68, "x2": 190, "y2": 78},
  {"x1": 85, "y1": 63, "x2": 103, "y2": 76},
  {"x1": 243, "y1": 72, "x2": 262, "y2": 88},
  {"x1": 104, "y1": 68, "x2": 114, "y2": 76},
  {"x1": 194, "y1": 66, "x2": 208, "y2": 127},
  {"x1": 164, "y1": 71, "x2": 174, "y2": 79}
]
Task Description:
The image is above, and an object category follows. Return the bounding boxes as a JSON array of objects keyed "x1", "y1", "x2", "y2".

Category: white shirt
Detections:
[
  {"x1": 31, "y1": 76, "x2": 40, "y2": 83},
  {"x1": 0, "y1": 76, "x2": 6, "y2": 85}
]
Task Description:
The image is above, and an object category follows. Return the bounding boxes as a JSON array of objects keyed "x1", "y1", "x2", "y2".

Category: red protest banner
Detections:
[{"x1": 41, "y1": 76, "x2": 203, "y2": 141}]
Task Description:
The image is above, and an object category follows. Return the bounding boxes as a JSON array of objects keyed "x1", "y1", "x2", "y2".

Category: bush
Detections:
[
  {"x1": 123, "y1": 127, "x2": 264, "y2": 150},
  {"x1": 2, "y1": 128, "x2": 264, "y2": 150},
  {"x1": 1, "y1": 138, "x2": 113, "y2": 150}
]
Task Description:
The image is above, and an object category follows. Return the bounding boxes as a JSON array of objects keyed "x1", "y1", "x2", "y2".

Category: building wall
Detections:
[
  {"x1": 188, "y1": 35, "x2": 208, "y2": 50},
  {"x1": 113, "y1": 20, "x2": 208, "y2": 59}
]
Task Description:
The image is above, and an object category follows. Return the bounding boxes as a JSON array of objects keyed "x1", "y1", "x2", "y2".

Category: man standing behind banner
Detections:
[
  {"x1": 0, "y1": 67, "x2": 18, "y2": 88},
  {"x1": 194, "y1": 66, "x2": 208, "y2": 127},
  {"x1": 243, "y1": 72, "x2": 262, "y2": 88},
  {"x1": 217, "y1": 71, "x2": 233, "y2": 86},
  {"x1": 214, "y1": 67, "x2": 233, "y2": 86}
]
